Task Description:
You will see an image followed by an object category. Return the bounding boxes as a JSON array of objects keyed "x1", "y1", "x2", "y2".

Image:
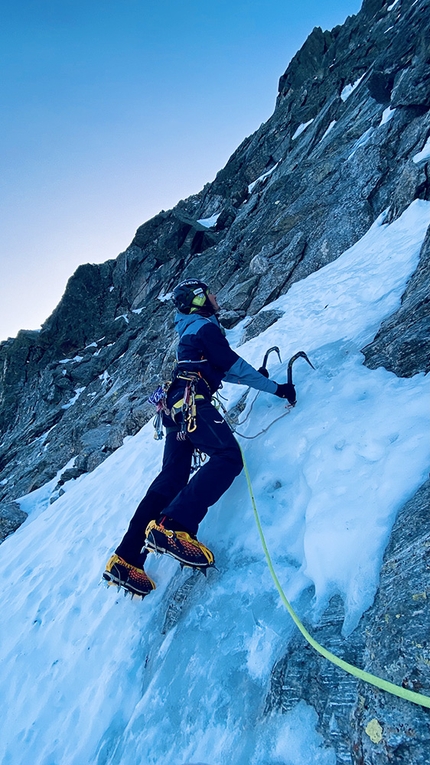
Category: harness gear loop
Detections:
[
  {"x1": 170, "y1": 372, "x2": 207, "y2": 438},
  {"x1": 239, "y1": 444, "x2": 430, "y2": 710}
]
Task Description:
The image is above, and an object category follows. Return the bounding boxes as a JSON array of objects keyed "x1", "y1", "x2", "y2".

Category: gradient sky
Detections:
[{"x1": 0, "y1": 0, "x2": 361, "y2": 341}]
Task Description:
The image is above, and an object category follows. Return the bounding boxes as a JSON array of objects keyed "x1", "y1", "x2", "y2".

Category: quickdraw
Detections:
[
  {"x1": 173, "y1": 373, "x2": 207, "y2": 440},
  {"x1": 149, "y1": 374, "x2": 209, "y2": 470},
  {"x1": 191, "y1": 448, "x2": 207, "y2": 474},
  {"x1": 148, "y1": 383, "x2": 171, "y2": 440}
]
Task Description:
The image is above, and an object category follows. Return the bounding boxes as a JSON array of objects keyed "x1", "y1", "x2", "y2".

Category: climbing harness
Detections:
[
  {"x1": 240, "y1": 445, "x2": 430, "y2": 709},
  {"x1": 171, "y1": 372, "x2": 209, "y2": 440}
]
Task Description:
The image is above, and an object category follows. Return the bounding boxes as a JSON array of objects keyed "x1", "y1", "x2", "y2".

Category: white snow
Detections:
[
  {"x1": 413, "y1": 136, "x2": 430, "y2": 164},
  {"x1": 379, "y1": 107, "x2": 395, "y2": 126},
  {"x1": 115, "y1": 314, "x2": 129, "y2": 324},
  {"x1": 59, "y1": 355, "x2": 84, "y2": 364},
  {"x1": 292, "y1": 120, "x2": 314, "y2": 140},
  {"x1": 61, "y1": 387, "x2": 86, "y2": 409},
  {"x1": 248, "y1": 163, "x2": 279, "y2": 193},
  {"x1": 387, "y1": 0, "x2": 400, "y2": 10},
  {"x1": 347, "y1": 126, "x2": 374, "y2": 160},
  {"x1": 197, "y1": 213, "x2": 221, "y2": 228},
  {"x1": 0, "y1": 201, "x2": 429, "y2": 764},
  {"x1": 99, "y1": 370, "x2": 111, "y2": 385},
  {"x1": 320, "y1": 120, "x2": 337, "y2": 142},
  {"x1": 340, "y1": 74, "x2": 365, "y2": 102},
  {"x1": 158, "y1": 291, "x2": 173, "y2": 302}
]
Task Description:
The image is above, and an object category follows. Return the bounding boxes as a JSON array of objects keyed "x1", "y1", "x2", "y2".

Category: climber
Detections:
[{"x1": 103, "y1": 278, "x2": 296, "y2": 597}]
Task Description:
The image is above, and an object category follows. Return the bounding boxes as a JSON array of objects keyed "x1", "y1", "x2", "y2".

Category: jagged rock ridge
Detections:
[
  {"x1": 1, "y1": 0, "x2": 429, "y2": 519},
  {"x1": 0, "y1": 2, "x2": 430, "y2": 759}
]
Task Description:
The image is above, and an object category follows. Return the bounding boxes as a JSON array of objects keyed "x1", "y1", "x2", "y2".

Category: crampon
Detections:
[{"x1": 103, "y1": 554, "x2": 156, "y2": 598}]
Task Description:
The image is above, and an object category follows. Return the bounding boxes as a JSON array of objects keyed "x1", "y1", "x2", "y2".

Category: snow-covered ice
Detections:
[
  {"x1": 340, "y1": 74, "x2": 365, "y2": 102},
  {"x1": 61, "y1": 387, "x2": 86, "y2": 410},
  {"x1": 379, "y1": 107, "x2": 395, "y2": 126},
  {"x1": 248, "y1": 164, "x2": 279, "y2": 193},
  {"x1": 197, "y1": 213, "x2": 221, "y2": 228},
  {"x1": 413, "y1": 136, "x2": 430, "y2": 165},
  {"x1": 0, "y1": 201, "x2": 429, "y2": 764},
  {"x1": 320, "y1": 120, "x2": 337, "y2": 142},
  {"x1": 291, "y1": 120, "x2": 314, "y2": 140}
]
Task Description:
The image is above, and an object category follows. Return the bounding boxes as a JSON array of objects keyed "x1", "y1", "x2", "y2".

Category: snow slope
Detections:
[{"x1": 1, "y1": 201, "x2": 429, "y2": 765}]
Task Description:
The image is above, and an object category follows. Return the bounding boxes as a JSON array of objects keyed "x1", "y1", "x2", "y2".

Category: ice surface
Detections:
[
  {"x1": 197, "y1": 213, "x2": 221, "y2": 228},
  {"x1": 320, "y1": 120, "x2": 337, "y2": 142},
  {"x1": 61, "y1": 387, "x2": 86, "y2": 409},
  {"x1": 340, "y1": 74, "x2": 365, "y2": 102},
  {"x1": 0, "y1": 201, "x2": 429, "y2": 764},
  {"x1": 379, "y1": 107, "x2": 395, "y2": 126},
  {"x1": 413, "y1": 136, "x2": 430, "y2": 165},
  {"x1": 347, "y1": 126, "x2": 374, "y2": 160},
  {"x1": 291, "y1": 120, "x2": 314, "y2": 140},
  {"x1": 248, "y1": 164, "x2": 279, "y2": 193}
]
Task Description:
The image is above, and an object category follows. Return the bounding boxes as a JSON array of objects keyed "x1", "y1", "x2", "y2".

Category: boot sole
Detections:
[{"x1": 102, "y1": 571, "x2": 154, "y2": 597}]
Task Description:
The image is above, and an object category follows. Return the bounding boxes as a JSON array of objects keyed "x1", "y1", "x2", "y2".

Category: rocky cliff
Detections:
[{"x1": 1, "y1": 0, "x2": 430, "y2": 760}]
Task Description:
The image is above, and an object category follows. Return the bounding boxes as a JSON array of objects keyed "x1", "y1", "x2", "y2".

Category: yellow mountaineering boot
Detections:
[
  {"x1": 103, "y1": 554, "x2": 156, "y2": 597},
  {"x1": 144, "y1": 520, "x2": 215, "y2": 570}
]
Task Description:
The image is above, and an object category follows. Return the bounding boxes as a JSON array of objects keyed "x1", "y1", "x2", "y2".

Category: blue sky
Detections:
[{"x1": 0, "y1": 0, "x2": 361, "y2": 341}]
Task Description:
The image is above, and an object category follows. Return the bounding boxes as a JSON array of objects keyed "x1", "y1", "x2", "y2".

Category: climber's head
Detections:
[{"x1": 172, "y1": 279, "x2": 219, "y2": 316}]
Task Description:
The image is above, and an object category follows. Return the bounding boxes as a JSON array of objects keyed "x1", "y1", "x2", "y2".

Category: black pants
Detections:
[{"x1": 115, "y1": 400, "x2": 243, "y2": 566}]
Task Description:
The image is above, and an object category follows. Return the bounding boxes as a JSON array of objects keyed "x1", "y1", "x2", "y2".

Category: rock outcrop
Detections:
[
  {"x1": 2, "y1": 0, "x2": 429, "y2": 524},
  {"x1": 0, "y1": 2, "x2": 430, "y2": 758}
]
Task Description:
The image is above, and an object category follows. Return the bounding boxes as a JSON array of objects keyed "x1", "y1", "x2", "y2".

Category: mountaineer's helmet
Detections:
[{"x1": 172, "y1": 279, "x2": 212, "y2": 315}]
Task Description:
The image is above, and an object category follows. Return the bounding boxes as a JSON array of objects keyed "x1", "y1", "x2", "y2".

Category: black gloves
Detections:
[
  {"x1": 275, "y1": 382, "x2": 296, "y2": 406},
  {"x1": 258, "y1": 365, "x2": 296, "y2": 405}
]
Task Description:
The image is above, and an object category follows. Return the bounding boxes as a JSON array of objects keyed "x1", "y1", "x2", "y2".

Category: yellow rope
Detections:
[{"x1": 240, "y1": 446, "x2": 430, "y2": 709}]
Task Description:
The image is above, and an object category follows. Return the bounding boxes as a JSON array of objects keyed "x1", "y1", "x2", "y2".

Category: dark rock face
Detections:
[
  {"x1": 1, "y1": 1, "x2": 430, "y2": 755},
  {"x1": 362, "y1": 226, "x2": 430, "y2": 376},
  {"x1": 1, "y1": 0, "x2": 429, "y2": 528},
  {"x1": 0, "y1": 503, "x2": 27, "y2": 542},
  {"x1": 264, "y1": 478, "x2": 430, "y2": 764}
]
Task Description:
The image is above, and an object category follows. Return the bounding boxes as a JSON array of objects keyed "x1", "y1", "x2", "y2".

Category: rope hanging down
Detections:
[{"x1": 239, "y1": 446, "x2": 430, "y2": 709}]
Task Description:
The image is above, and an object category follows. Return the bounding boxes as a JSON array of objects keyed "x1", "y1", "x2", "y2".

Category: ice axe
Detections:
[
  {"x1": 287, "y1": 351, "x2": 315, "y2": 386},
  {"x1": 261, "y1": 345, "x2": 282, "y2": 372}
]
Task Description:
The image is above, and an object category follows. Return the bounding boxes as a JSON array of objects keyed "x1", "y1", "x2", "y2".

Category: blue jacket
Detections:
[{"x1": 170, "y1": 311, "x2": 278, "y2": 399}]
